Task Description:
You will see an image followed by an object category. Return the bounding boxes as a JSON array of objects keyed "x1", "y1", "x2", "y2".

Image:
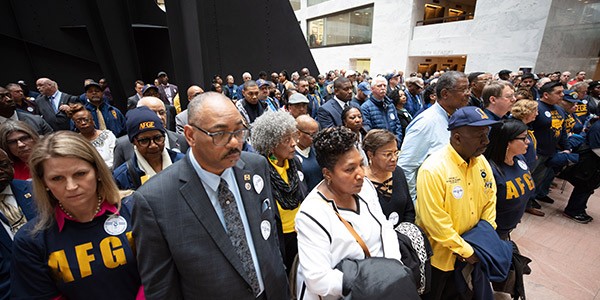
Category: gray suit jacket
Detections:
[
  {"x1": 34, "y1": 92, "x2": 81, "y2": 131},
  {"x1": 112, "y1": 130, "x2": 188, "y2": 169},
  {"x1": 132, "y1": 153, "x2": 289, "y2": 299},
  {"x1": 15, "y1": 111, "x2": 53, "y2": 135},
  {"x1": 175, "y1": 109, "x2": 188, "y2": 134}
]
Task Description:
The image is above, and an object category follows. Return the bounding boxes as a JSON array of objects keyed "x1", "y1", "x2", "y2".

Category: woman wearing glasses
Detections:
[
  {"x1": 0, "y1": 121, "x2": 40, "y2": 180},
  {"x1": 251, "y1": 111, "x2": 307, "y2": 273},
  {"x1": 68, "y1": 103, "x2": 117, "y2": 169},
  {"x1": 113, "y1": 107, "x2": 184, "y2": 190},
  {"x1": 362, "y1": 129, "x2": 415, "y2": 226},
  {"x1": 484, "y1": 119, "x2": 534, "y2": 239}
]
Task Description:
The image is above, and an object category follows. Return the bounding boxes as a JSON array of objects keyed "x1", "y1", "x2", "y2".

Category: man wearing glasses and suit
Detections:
[{"x1": 132, "y1": 92, "x2": 289, "y2": 299}]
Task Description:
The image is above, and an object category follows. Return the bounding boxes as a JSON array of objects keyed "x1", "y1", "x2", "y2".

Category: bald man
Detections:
[
  {"x1": 112, "y1": 96, "x2": 188, "y2": 168},
  {"x1": 132, "y1": 92, "x2": 289, "y2": 299},
  {"x1": 295, "y1": 115, "x2": 322, "y2": 191},
  {"x1": 176, "y1": 85, "x2": 204, "y2": 134}
]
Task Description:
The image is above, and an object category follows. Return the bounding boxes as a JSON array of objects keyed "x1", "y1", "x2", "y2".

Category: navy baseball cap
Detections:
[
  {"x1": 126, "y1": 106, "x2": 166, "y2": 142},
  {"x1": 357, "y1": 82, "x2": 371, "y2": 96},
  {"x1": 141, "y1": 84, "x2": 159, "y2": 95},
  {"x1": 84, "y1": 81, "x2": 102, "y2": 91},
  {"x1": 448, "y1": 107, "x2": 502, "y2": 130},
  {"x1": 256, "y1": 79, "x2": 270, "y2": 88},
  {"x1": 563, "y1": 90, "x2": 582, "y2": 104}
]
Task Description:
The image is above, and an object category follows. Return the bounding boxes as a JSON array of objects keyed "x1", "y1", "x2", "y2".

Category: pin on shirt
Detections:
[
  {"x1": 253, "y1": 175, "x2": 264, "y2": 194},
  {"x1": 260, "y1": 220, "x2": 271, "y2": 240},
  {"x1": 104, "y1": 215, "x2": 127, "y2": 236}
]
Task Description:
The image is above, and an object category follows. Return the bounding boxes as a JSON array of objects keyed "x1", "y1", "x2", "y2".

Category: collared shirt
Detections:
[
  {"x1": 398, "y1": 102, "x2": 451, "y2": 201},
  {"x1": 54, "y1": 201, "x2": 118, "y2": 232},
  {"x1": 295, "y1": 145, "x2": 311, "y2": 158},
  {"x1": 0, "y1": 186, "x2": 18, "y2": 239},
  {"x1": 188, "y1": 152, "x2": 265, "y2": 292},
  {"x1": 416, "y1": 144, "x2": 497, "y2": 271},
  {"x1": 50, "y1": 90, "x2": 62, "y2": 112},
  {"x1": 334, "y1": 96, "x2": 348, "y2": 110},
  {"x1": 0, "y1": 111, "x2": 18, "y2": 124}
]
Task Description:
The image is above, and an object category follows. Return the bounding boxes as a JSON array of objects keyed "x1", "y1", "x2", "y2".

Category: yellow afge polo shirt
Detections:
[{"x1": 416, "y1": 144, "x2": 497, "y2": 271}]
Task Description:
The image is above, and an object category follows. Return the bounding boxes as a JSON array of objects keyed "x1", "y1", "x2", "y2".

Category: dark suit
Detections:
[
  {"x1": 35, "y1": 92, "x2": 81, "y2": 131},
  {"x1": 0, "y1": 180, "x2": 36, "y2": 300},
  {"x1": 127, "y1": 94, "x2": 141, "y2": 110},
  {"x1": 158, "y1": 84, "x2": 178, "y2": 106},
  {"x1": 317, "y1": 97, "x2": 358, "y2": 129},
  {"x1": 2, "y1": 112, "x2": 53, "y2": 136},
  {"x1": 112, "y1": 130, "x2": 188, "y2": 169},
  {"x1": 132, "y1": 153, "x2": 289, "y2": 299}
]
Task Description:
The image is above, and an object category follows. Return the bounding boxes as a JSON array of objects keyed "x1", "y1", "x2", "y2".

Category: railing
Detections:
[{"x1": 416, "y1": 13, "x2": 474, "y2": 26}]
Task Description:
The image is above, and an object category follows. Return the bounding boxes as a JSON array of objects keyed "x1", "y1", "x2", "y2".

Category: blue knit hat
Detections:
[{"x1": 126, "y1": 106, "x2": 165, "y2": 142}]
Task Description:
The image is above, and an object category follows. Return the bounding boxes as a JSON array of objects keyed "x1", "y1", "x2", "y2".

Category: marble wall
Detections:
[
  {"x1": 295, "y1": 0, "x2": 599, "y2": 77},
  {"x1": 535, "y1": 0, "x2": 600, "y2": 77}
]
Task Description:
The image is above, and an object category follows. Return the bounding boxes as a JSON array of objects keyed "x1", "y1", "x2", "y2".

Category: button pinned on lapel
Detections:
[
  {"x1": 253, "y1": 175, "x2": 264, "y2": 194},
  {"x1": 245, "y1": 183, "x2": 252, "y2": 191},
  {"x1": 244, "y1": 174, "x2": 251, "y2": 181},
  {"x1": 260, "y1": 220, "x2": 271, "y2": 240},
  {"x1": 24, "y1": 193, "x2": 32, "y2": 199}
]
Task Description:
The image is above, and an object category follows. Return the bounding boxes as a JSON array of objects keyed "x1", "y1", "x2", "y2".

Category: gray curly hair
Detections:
[{"x1": 251, "y1": 111, "x2": 297, "y2": 157}]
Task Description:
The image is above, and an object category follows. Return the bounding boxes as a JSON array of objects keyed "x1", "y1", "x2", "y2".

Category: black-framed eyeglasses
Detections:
[
  {"x1": 298, "y1": 129, "x2": 317, "y2": 139},
  {"x1": 190, "y1": 124, "x2": 249, "y2": 146},
  {"x1": 135, "y1": 134, "x2": 166, "y2": 147},
  {"x1": 512, "y1": 136, "x2": 528, "y2": 142},
  {"x1": 7, "y1": 135, "x2": 33, "y2": 146}
]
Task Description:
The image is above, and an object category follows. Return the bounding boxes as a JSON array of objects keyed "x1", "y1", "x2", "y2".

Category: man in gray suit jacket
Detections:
[
  {"x1": 34, "y1": 78, "x2": 81, "y2": 131},
  {"x1": 113, "y1": 96, "x2": 188, "y2": 168},
  {"x1": 132, "y1": 92, "x2": 288, "y2": 299}
]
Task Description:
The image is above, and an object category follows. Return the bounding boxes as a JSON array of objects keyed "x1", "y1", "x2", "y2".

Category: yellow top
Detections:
[
  {"x1": 270, "y1": 158, "x2": 300, "y2": 234},
  {"x1": 173, "y1": 93, "x2": 181, "y2": 114},
  {"x1": 416, "y1": 144, "x2": 497, "y2": 271}
]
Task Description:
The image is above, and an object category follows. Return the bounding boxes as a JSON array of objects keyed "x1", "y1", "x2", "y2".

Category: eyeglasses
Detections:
[
  {"x1": 378, "y1": 150, "x2": 400, "y2": 160},
  {"x1": 190, "y1": 124, "x2": 249, "y2": 146},
  {"x1": 298, "y1": 129, "x2": 318, "y2": 138},
  {"x1": 135, "y1": 134, "x2": 166, "y2": 147},
  {"x1": 512, "y1": 136, "x2": 529, "y2": 142},
  {"x1": 74, "y1": 117, "x2": 92, "y2": 124},
  {"x1": 7, "y1": 135, "x2": 33, "y2": 146}
]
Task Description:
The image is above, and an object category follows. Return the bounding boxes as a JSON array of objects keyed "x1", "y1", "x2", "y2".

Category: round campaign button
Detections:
[
  {"x1": 452, "y1": 185, "x2": 464, "y2": 199},
  {"x1": 104, "y1": 215, "x2": 127, "y2": 236}
]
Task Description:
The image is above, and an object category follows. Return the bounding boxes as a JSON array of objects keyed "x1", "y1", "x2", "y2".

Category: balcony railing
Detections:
[{"x1": 416, "y1": 13, "x2": 474, "y2": 26}]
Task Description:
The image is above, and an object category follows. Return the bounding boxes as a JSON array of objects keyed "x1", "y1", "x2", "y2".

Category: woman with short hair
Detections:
[
  {"x1": 295, "y1": 126, "x2": 401, "y2": 299},
  {"x1": 363, "y1": 129, "x2": 415, "y2": 226},
  {"x1": 68, "y1": 103, "x2": 117, "y2": 169},
  {"x1": 0, "y1": 121, "x2": 39, "y2": 180},
  {"x1": 10, "y1": 131, "x2": 142, "y2": 299},
  {"x1": 251, "y1": 111, "x2": 308, "y2": 273}
]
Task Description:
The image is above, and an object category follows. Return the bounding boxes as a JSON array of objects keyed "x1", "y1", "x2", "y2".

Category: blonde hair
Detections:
[
  {"x1": 511, "y1": 99, "x2": 538, "y2": 121},
  {"x1": 29, "y1": 131, "x2": 121, "y2": 233}
]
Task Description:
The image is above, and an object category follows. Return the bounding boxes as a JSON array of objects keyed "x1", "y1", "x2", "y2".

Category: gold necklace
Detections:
[{"x1": 58, "y1": 196, "x2": 103, "y2": 221}]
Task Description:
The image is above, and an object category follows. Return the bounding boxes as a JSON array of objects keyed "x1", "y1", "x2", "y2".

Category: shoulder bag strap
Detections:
[{"x1": 334, "y1": 210, "x2": 371, "y2": 258}]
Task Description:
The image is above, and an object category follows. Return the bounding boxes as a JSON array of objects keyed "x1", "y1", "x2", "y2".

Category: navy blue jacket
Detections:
[
  {"x1": 0, "y1": 180, "x2": 36, "y2": 300},
  {"x1": 84, "y1": 100, "x2": 126, "y2": 137},
  {"x1": 455, "y1": 220, "x2": 513, "y2": 300},
  {"x1": 113, "y1": 149, "x2": 185, "y2": 190},
  {"x1": 361, "y1": 95, "x2": 403, "y2": 143}
]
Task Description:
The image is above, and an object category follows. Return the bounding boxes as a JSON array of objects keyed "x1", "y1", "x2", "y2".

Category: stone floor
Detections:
[{"x1": 507, "y1": 180, "x2": 600, "y2": 299}]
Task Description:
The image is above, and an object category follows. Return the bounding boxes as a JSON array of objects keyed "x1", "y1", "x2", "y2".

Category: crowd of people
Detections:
[{"x1": 0, "y1": 66, "x2": 598, "y2": 299}]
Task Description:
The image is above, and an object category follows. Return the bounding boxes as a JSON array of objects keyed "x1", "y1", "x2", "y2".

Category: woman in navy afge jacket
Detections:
[{"x1": 10, "y1": 131, "x2": 142, "y2": 299}]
